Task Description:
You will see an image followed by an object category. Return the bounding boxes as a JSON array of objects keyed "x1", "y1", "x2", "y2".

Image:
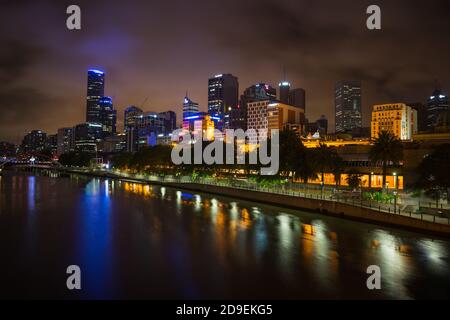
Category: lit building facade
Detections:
[
  {"x1": 124, "y1": 106, "x2": 143, "y2": 153},
  {"x1": 335, "y1": 80, "x2": 362, "y2": 133},
  {"x1": 86, "y1": 69, "x2": 105, "y2": 124},
  {"x1": 183, "y1": 112, "x2": 215, "y2": 141},
  {"x1": 20, "y1": 130, "x2": 47, "y2": 153},
  {"x1": 74, "y1": 123, "x2": 103, "y2": 153},
  {"x1": 137, "y1": 112, "x2": 165, "y2": 148},
  {"x1": 208, "y1": 74, "x2": 239, "y2": 129},
  {"x1": 57, "y1": 127, "x2": 74, "y2": 156},
  {"x1": 98, "y1": 96, "x2": 117, "y2": 137},
  {"x1": 183, "y1": 95, "x2": 199, "y2": 120},
  {"x1": 371, "y1": 103, "x2": 417, "y2": 140},
  {"x1": 427, "y1": 89, "x2": 449, "y2": 130}
]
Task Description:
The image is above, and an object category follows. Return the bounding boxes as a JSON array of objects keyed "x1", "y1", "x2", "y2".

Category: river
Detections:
[{"x1": 0, "y1": 171, "x2": 449, "y2": 299}]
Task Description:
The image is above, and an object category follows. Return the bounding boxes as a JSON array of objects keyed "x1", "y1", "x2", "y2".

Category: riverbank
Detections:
[{"x1": 14, "y1": 167, "x2": 450, "y2": 237}]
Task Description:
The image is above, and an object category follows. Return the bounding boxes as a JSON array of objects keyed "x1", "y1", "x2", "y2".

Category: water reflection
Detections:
[{"x1": 1, "y1": 173, "x2": 450, "y2": 299}]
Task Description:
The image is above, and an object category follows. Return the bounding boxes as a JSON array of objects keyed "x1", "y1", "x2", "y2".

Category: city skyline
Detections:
[{"x1": 1, "y1": 0, "x2": 450, "y2": 143}]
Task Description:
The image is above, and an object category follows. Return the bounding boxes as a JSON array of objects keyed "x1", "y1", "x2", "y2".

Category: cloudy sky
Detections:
[{"x1": 1, "y1": 0, "x2": 449, "y2": 143}]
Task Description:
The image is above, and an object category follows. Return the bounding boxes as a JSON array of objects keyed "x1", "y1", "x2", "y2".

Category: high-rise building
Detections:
[
  {"x1": 371, "y1": 103, "x2": 417, "y2": 140},
  {"x1": 317, "y1": 115, "x2": 328, "y2": 135},
  {"x1": 57, "y1": 127, "x2": 74, "y2": 156},
  {"x1": 74, "y1": 123, "x2": 103, "y2": 153},
  {"x1": 98, "y1": 96, "x2": 117, "y2": 137},
  {"x1": 183, "y1": 95, "x2": 199, "y2": 120},
  {"x1": 137, "y1": 112, "x2": 165, "y2": 148},
  {"x1": 86, "y1": 69, "x2": 105, "y2": 123},
  {"x1": 124, "y1": 106, "x2": 143, "y2": 153},
  {"x1": 288, "y1": 88, "x2": 306, "y2": 110},
  {"x1": 335, "y1": 80, "x2": 362, "y2": 133},
  {"x1": 427, "y1": 88, "x2": 449, "y2": 130},
  {"x1": 208, "y1": 74, "x2": 239, "y2": 130},
  {"x1": 278, "y1": 81, "x2": 291, "y2": 104},
  {"x1": 247, "y1": 100, "x2": 305, "y2": 142},
  {"x1": 45, "y1": 134, "x2": 58, "y2": 156},
  {"x1": 408, "y1": 102, "x2": 428, "y2": 132},
  {"x1": 20, "y1": 130, "x2": 47, "y2": 153},
  {"x1": 159, "y1": 111, "x2": 177, "y2": 134},
  {"x1": 230, "y1": 83, "x2": 277, "y2": 131}
]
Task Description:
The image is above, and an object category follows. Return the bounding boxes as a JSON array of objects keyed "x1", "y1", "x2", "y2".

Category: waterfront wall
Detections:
[{"x1": 166, "y1": 182, "x2": 450, "y2": 237}]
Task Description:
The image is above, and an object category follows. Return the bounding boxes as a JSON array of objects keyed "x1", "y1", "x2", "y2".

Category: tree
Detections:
[
  {"x1": 346, "y1": 171, "x2": 363, "y2": 190},
  {"x1": 415, "y1": 144, "x2": 450, "y2": 204},
  {"x1": 369, "y1": 131, "x2": 403, "y2": 191},
  {"x1": 330, "y1": 153, "x2": 345, "y2": 188}
]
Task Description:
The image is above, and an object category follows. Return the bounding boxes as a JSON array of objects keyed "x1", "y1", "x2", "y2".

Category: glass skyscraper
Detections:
[
  {"x1": 86, "y1": 69, "x2": 105, "y2": 123},
  {"x1": 335, "y1": 80, "x2": 362, "y2": 133},
  {"x1": 208, "y1": 74, "x2": 238, "y2": 129}
]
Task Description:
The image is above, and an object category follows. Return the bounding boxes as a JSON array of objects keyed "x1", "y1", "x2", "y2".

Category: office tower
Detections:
[
  {"x1": 124, "y1": 106, "x2": 143, "y2": 153},
  {"x1": 57, "y1": 127, "x2": 74, "y2": 156},
  {"x1": 279, "y1": 81, "x2": 291, "y2": 104},
  {"x1": 74, "y1": 123, "x2": 103, "y2": 153},
  {"x1": 137, "y1": 112, "x2": 165, "y2": 148},
  {"x1": 371, "y1": 103, "x2": 417, "y2": 140},
  {"x1": 208, "y1": 74, "x2": 239, "y2": 129},
  {"x1": 159, "y1": 111, "x2": 177, "y2": 134},
  {"x1": 86, "y1": 69, "x2": 105, "y2": 123},
  {"x1": 102, "y1": 133, "x2": 126, "y2": 153},
  {"x1": 317, "y1": 115, "x2": 328, "y2": 135},
  {"x1": 335, "y1": 80, "x2": 362, "y2": 133},
  {"x1": 247, "y1": 100, "x2": 305, "y2": 142},
  {"x1": 408, "y1": 102, "x2": 428, "y2": 132},
  {"x1": 288, "y1": 88, "x2": 306, "y2": 110},
  {"x1": 427, "y1": 88, "x2": 449, "y2": 130},
  {"x1": 98, "y1": 97, "x2": 117, "y2": 137},
  {"x1": 45, "y1": 134, "x2": 58, "y2": 156},
  {"x1": 183, "y1": 95, "x2": 199, "y2": 120},
  {"x1": 20, "y1": 130, "x2": 47, "y2": 153},
  {"x1": 230, "y1": 83, "x2": 277, "y2": 131}
]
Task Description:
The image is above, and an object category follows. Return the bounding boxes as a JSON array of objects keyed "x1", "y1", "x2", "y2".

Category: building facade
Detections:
[
  {"x1": 124, "y1": 106, "x2": 143, "y2": 153},
  {"x1": 427, "y1": 88, "x2": 450, "y2": 131},
  {"x1": 74, "y1": 123, "x2": 102, "y2": 153},
  {"x1": 20, "y1": 130, "x2": 47, "y2": 153},
  {"x1": 335, "y1": 80, "x2": 362, "y2": 133},
  {"x1": 371, "y1": 103, "x2": 418, "y2": 140},
  {"x1": 278, "y1": 81, "x2": 291, "y2": 104},
  {"x1": 288, "y1": 88, "x2": 306, "y2": 110},
  {"x1": 86, "y1": 69, "x2": 105, "y2": 123},
  {"x1": 98, "y1": 96, "x2": 117, "y2": 137},
  {"x1": 208, "y1": 74, "x2": 239, "y2": 129},
  {"x1": 57, "y1": 127, "x2": 74, "y2": 156},
  {"x1": 183, "y1": 96, "x2": 199, "y2": 121}
]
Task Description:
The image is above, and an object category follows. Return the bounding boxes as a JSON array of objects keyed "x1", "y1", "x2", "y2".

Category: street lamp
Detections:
[
  {"x1": 393, "y1": 190, "x2": 398, "y2": 214},
  {"x1": 393, "y1": 172, "x2": 398, "y2": 190}
]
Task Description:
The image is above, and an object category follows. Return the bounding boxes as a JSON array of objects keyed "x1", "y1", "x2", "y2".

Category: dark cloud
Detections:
[{"x1": 0, "y1": 0, "x2": 450, "y2": 142}]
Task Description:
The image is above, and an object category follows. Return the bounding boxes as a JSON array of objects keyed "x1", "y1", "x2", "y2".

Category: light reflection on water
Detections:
[{"x1": 0, "y1": 172, "x2": 449, "y2": 299}]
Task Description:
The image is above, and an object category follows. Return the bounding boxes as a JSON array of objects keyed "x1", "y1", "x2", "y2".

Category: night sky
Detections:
[{"x1": 1, "y1": 0, "x2": 449, "y2": 143}]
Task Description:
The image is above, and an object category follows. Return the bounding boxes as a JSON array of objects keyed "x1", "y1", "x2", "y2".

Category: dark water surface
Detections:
[{"x1": 0, "y1": 172, "x2": 449, "y2": 299}]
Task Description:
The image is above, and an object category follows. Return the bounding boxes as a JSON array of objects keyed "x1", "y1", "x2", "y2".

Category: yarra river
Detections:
[{"x1": 0, "y1": 172, "x2": 449, "y2": 299}]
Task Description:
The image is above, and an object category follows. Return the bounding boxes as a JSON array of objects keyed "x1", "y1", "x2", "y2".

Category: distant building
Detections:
[
  {"x1": 230, "y1": 83, "x2": 277, "y2": 131},
  {"x1": 371, "y1": 103, "x2": 417, "y2": 140},
  {"x1": 427, "y1": 88, "x2": 449, "y2": 130},
  {"x1": 86, "y1": 69, "x2": 105, "y2": 124},
  {"x1": 335, "y1": 80, "x2": 362, "y2": 133},
  {"x1": 98, "y1": 97, "x2": 117, "y2": 137},
  {"x1": 124, "y1": 106, "x2": 143, "y2": 153},
  {"x1": 0, "y1": 142, "x2": 16, "y2": 157},
  {"x1": 57, "y1": 127, "x2": 74, "y2": 156},
  {"x1": 183, "y1": 95, "x2": 199, "y2": 120},
  {"x1": 183, "y1": 112, "x2": 215, "y2": 141},
  {"x1": 137, "y1": 112, "x2": 165, "y2": 149},
  {"x1": 102, "y1": 133, "x2": 126, "y2": 153},
  {"x1": 45, "y1": 134, "x2": 58, "y2": 156},
  {"x1": 316, "y1": 115, "x2": 328, "y2": 135},
  {"x1": 408, "y1": 102, "x2": 428, "y2": 132},
  {"x1": 247, "y1": 100, "x2": 305, "y2": 142},
  {"x1": 278, "y1": 81, "x2": 291, "y2": 104},
  {"x1": 20, "y1": 130, "x2": 47, "y2": 153},
  {"x1": 208, "y1": 74, "x2": 239, "y2": 129},
  {"x1": 159, "y1": 111, "x2": 177, "y2": 134},
  {"x1": 74, "y1": 123, "x2": 102, "y2": 153},
  {"x1": 288, "y1": 88, "x2": 306, "y2": 110}
]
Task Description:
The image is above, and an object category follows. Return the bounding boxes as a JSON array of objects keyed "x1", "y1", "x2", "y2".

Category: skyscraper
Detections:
[
  {"x1": 335, "y1": 80, "x2": 362, "y2": 133},
  {"x1": 278, "y1": 81, "x2": 291, "y2": 104},
  {"x1": 288, "y1": 88, "x2": 306, "y2": 110},
  {"x1": 183, "y1": 95, "x2": 199, "y2": 120},
  {"x1": 230, "y1": 83, "x2": 277, "y2": 130},
  {"x1": 20, "y1": 130, "x2": 47, "y2": 153},
  {"x1": 159, "y1": 111, "x2": 177, "y2": 134},
  {"x1": 124, "y1": 106, "x2": 143, "y2": 153},
  {"x1": 98, "y1": 96, "x2": 117, "y2": 137},
  {"x1": 208, "y1": 74, "x2": 239, "y2": 129},
  {"x1": 86, "y1": 69, "x2": 105, "y2": 123},
  {"x1": 427, "y1": 88, "x2": 449, "y2": 130},
  {"x1": 57, "y1": 127, "x2": 74, "y2": 156}
]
